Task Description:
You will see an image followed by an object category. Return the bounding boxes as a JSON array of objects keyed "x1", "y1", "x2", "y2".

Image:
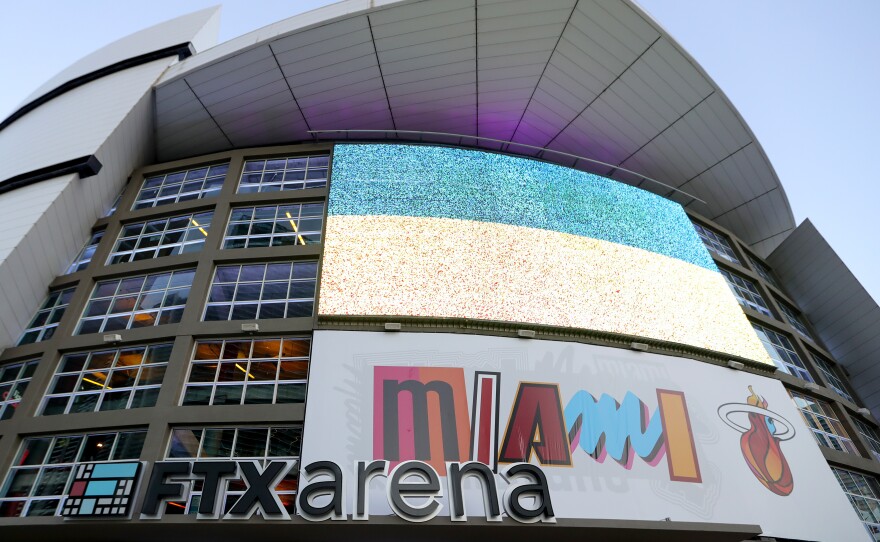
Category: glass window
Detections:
[
  {"x1": 104, "y1": 191, "x2": 123, "y2": 218},
  {"x1": 182, "y1": 338, "x2": 309, "y2": 406},
  {"x1": 132, "y1": 163, "x2": 228, "y2": 210},
  {"x1": 40, "y1": 344, "x2": 171, "y2": 416},
  {"x1": 203, "y1": 262, "x2": 317, "y2": 321},
  {"x1": 237, "y1": 155, "x2": 329, "y2": 193},
  {"x1": 108, "y1": 212, "x2": 213, "y2": 265},
  {"x1": 777, "y1": 301, "x2": 814, "y2": 342},
  {"x1": 0, "y1": 430, "x2": 146, "y2": 517},
  {"x1": 223, "y1": 204, "x2": 324, "y2": 249},
  {"x1": 719, "y1": 268, "x2": 772, "y2": 316},
  {"x1": 65, "y1": 231, "x2": 104, "y2": 274},
  {"x1": 854, "y1": 418, "x2": 880, "y2": 462},
  {"x1": 790, "y1": 390, "x2": 859, "y2": 455},
  {"x1": 832, "y1": 467, "x2": 880, "y2": 539},
  {"x1": 752, "y1": 323, "x2": 814, "y2": 382},
  {"x1": 164, "y1": 426, "x2": 301, "y2": 515},
  {"x1": 0, "y1": 360, "x2": 39, "y2": 421},
  {"x1": 812, "y1": 353, "x2": 855, "y2": 403},
  {"x1": 18, "y1": 288, "x2": 75, "y2": 345},
  {"x1": 692, "y1": 222, "x2": 740, "y2": 264},
  {"x1": 76, "y1": 269, "x2": 194, "y2": 335},
  {"x1": 748, "y1": 254, "x2": 781, "y2": 289}
]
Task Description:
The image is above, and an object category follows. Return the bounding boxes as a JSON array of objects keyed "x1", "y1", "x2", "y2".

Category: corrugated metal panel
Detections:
[{"x1": 768, "y1": 220, "x2": 880, "y2": 418}]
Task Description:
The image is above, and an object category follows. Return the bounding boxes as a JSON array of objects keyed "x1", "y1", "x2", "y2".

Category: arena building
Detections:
[{"x1": 0, "y1": 2, "x2": 879, "y2": 540}]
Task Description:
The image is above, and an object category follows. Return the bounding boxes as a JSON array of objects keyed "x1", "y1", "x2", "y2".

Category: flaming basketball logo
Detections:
[{"x1": 718, "y1": 386, "x2": 795, "y2": 496}]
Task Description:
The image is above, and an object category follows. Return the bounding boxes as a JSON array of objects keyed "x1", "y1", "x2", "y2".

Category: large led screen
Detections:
[{"x1": 320, "y1": 144, "x2": 772, "y2": 365}]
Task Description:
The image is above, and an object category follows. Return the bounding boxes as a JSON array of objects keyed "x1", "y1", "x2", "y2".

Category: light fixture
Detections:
[
  {"x1": 285, "y1": 211, "x2": 307, "y2": 245},
  {"x1": 727, "y1": 360, "x2": 745, "y2": 370},
  {"x1": 384, "y1": 322, "x2": 402, "y2": 331},
  {"x1": 517, "y1": 329, "x2": 535, "y2": 339},
  {"x1": 630, "y1": 342, "x2": 649, "y2": 352},
  {"x1": 241, "y1": 323, "x2": 259, "y2": 333},
  {"x1": 103, "y1": 334, "x2": 122, "y2": 344}
]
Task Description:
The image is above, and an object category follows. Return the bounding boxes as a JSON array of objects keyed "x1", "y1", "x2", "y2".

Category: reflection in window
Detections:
[
  {"x1": 777, "y1": 301, "x2": 814, "y2": 342},
  {"x1": 76, "y1": 269, "x2": 194, "y2": 335},
  {"x1": 790, "y1": 390, "x2": 859, "y2": 455},
  {"x1": 203, "y1": 262, "x2": 317, "y2": 321},
  {"x1": 132, "y1": 163, "x2": 228, "y2": 210},
  {"x1": 719, "y1": 268, "x2": 772, "y2": 316},
  {"x1": 0, "y1": 360, "x2": 38, "y2": 420},
  {"x1": 692, "y1": 222, "x2": 740, "y2": 264},
  {"x1": 164, "y1": 426, "x2": 301, "y2": 515},
  {"x1": 65, "y1": 231, "x2": 104, "y2": 274},
  {"x1": 18, "y1": 288, "x2": 75, "y2": 345},
  {"x1": 182, "y1": 338, "x2": 309, "y2": 406},
  {"x1": 40, "y1": 344, "x2": 171, "y2": 416},
  {"x1": 752, "y1": 323, "x2": 813, "y2": 382},
  {"x1": 237, "y1": 155, "x2": 328, "y2": 193},
  {"x1": 223, "y1": 204, "x2": 323, "y2": 249},
  {"x1": 812, "y1": 353, "x2": 855, "y2": 403},
  {"x1": 0, "y1": 430, "x2": 146, "y2": 517},
  {"x1": 832, "y1": 467, "x2": 880, "y2": 539},
  {"x1": 748, "y1": 255, "x2": 781, "y2": 289},
  {"x1": 853, "y1": 418, "x2": 880, "y2": 462},
  {"x1": 108, "y1": 212, "x2": 213, "y2": 264}
]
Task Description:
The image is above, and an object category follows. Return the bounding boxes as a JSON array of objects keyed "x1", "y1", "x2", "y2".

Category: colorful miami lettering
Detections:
[{"x1": 373, "y1": 366, "x2": 701, "y2": 482}]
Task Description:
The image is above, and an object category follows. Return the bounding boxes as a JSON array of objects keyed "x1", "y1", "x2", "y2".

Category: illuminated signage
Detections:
[{"x1": 319, "y1": 144, "x2": 774, "y2": 366}]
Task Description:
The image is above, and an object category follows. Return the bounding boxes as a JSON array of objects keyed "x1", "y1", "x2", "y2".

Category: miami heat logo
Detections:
[{"x1": 718, "y1": 386, "x2": 795, "y2": 496}]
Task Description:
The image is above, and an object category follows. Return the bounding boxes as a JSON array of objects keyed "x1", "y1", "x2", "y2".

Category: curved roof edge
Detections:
[{"x1": 0, "y1": 7, "x2": 221, "y2": 132}]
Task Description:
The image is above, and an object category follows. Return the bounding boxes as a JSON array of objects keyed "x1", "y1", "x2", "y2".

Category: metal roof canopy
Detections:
[{"x1": 154, "y1": 0, "x2": 795, "y2": 256}]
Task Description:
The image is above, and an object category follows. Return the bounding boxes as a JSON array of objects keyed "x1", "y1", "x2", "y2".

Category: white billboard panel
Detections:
[{"x1": 302, "y1": 330, "x2": 865, "y2": 540}]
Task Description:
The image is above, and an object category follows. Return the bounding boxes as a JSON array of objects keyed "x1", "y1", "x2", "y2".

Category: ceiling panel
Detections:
[{"x1": 152, "y1": 0, "x2": 794, "y2": 250}]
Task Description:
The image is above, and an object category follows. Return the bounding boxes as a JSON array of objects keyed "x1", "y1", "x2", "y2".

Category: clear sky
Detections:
[{"x1": 2, "y1": 1, "x2": 878, "y2": 302}]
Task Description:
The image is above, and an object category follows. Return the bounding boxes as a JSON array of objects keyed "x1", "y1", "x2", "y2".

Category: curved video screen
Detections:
[{"x1": 318, "y1": 144, "x2": 772, "y2": 366}]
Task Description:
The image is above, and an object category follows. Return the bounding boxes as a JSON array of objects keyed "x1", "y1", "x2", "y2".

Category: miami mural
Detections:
[
  {"x1": 319, "y1": 144, "x2": 773, "y2": 366},
  {"x1": 373, "y1": 366, "x2": 701, "y2": 483}
]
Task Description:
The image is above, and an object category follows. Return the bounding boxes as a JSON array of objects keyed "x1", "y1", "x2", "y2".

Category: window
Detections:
[
  {"x1": 223, "y1": 204, "x2": 324, "y2": 249},
  {"x1": 0, "y1": 430, "x2": 146, "y2": 517},
  {"x1": 719, "y1": 268, "x2": 772, "y2": 316},
  {"x1": 854, "y1": 418, "x2": 880, "y2": 462},
  {"x1": 832, "y1": 467, "x2": 880, "y2": 539},
  {"x1": 40, "y1": 344, "x2": 171, "y2": 416},
  {"x1": 76, "y1": 269, "x2": 194, "y2": 335},
  {"x1": 203, "y1": 262, "x2": 317, "y2": 321},
  {"x1": 790, "y1": 390, "x2": 859, "y2": 454},
  {"x1": 777, "y1": 301, "x2": 814, "y2": 342},
  {"x1": 752, "y1": 323, "x2": 814, "y2": 382},
  {"x1": 812, "y1": 353, "x2": 855, "y2": 403},
  {"x1": 18, "y1": 288, "x2": 75, "y2": 345},
  {"x1": 104, "y1": 191, "x2": 123, "y2": 218},
  {"x1": 237, "y1": 155, "x2": 329, "y2": 193},
  {"x1": 182, "y1": 338, "x2": 309, "y2": 406},
  {"x1": 0, "y1": 360, "x2": 38, "y2": 421},
  {"x1": 65, "y1": 231, "x2": 104, "y2": 274},
  {"x1": 692, "y1": 222, "x2": 740, "y2": 264},
  {"x1": 164, "y1": 426, "x2": 301, "y2": 515},
  {"x1": 748, "y1": 254, "x2": 781, "y2": 289},
  {"x1": 108, "y1": 212, "x2": 213, "y2": 264},
  {"x1": 132, "y1": 163, "x2": 228, "y2": 210}
]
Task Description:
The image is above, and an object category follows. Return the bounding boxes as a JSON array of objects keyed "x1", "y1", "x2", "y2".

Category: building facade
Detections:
[{"x1": 0, "y1": 2, "x2": 879, "y2": 541}]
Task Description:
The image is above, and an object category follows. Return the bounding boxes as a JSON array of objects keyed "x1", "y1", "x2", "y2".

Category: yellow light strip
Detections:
[
  {"x1": 235, "y1": 363, "x2": 255, "y2": 379},
  {"x1": 285, "y1": 212, "x2": 307, "y2": 245},
  {"x1": 82, "y1": 377, "x2": 110, "y2": 390},
  {"x1": 191, "y1": 218, "x2": 208, "y2": 237}
]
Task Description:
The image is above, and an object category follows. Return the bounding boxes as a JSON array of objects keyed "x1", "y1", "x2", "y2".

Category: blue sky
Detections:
[{"x1": 2, "y1": 1, "x2": 878, "y2": 302}]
